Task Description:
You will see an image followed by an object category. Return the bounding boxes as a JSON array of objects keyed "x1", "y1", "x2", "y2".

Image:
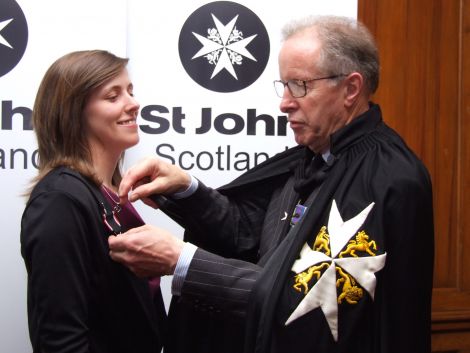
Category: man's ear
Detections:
[{"x1": 343, "y1": 72, "x2": 364, "y2": 107}]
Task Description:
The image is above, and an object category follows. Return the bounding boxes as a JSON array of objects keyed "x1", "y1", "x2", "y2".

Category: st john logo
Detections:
[
  {"x1": 178, "y1": 1, "x2": 270, "y2": 93},
  {"x1": 0, "y1": 0, "x2": 28, "y2": 78}
]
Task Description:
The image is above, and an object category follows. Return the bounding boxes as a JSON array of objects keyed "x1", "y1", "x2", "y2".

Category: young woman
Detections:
[{"x1": 20, "y1": 50, "x2": 166, "y2": 353}]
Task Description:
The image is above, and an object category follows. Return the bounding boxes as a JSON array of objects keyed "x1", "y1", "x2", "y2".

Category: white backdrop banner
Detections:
[{"x1": 0, "y1": 0, "x2": 357, "y2": 351}]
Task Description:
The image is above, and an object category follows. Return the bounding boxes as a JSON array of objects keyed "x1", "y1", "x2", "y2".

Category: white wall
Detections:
[{"x1": 0, "y1": 1, "x2": 357, "y2": 351}]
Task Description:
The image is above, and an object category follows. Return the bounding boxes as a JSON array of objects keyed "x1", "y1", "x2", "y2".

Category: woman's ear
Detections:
[{"x1": 343, "y1": 72, "x2": 364, "y2": 108}]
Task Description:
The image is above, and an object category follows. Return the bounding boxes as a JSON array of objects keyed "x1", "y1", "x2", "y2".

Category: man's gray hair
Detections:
[{"x1": 281, "y1": 15, "x2": 380, "y2": 94}]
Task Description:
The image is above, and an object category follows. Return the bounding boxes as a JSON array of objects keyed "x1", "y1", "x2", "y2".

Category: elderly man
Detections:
[{"x1": 109, "y1": 15, "x2": 434, "y2": 353}]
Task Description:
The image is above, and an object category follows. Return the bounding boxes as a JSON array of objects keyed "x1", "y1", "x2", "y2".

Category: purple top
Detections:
[{"x1": 101, "y1": 185, "x2": 160, "y2": 295}]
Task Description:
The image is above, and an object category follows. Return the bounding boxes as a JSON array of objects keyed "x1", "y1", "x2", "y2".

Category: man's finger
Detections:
[
  {"x1": 119, "y1": 158, "x2": 157, "y2": 201},
  {"x1": 108, "y1": 235, "x2": 126, "y2": 252},
  {"x1": 129, "y1": 181, "x2": 164, "y2": 202},
  {"x1": 118, "y1": 168, "x2": 137, "y2": 202}
]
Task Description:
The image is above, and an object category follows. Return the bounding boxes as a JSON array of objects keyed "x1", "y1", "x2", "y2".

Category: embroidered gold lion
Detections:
[
  {"x1": 336, "y1": 266, "x2": 364, "y2": 304},
  {"x1": 313, "y1": 226, "x2": 331, "y2": 256},
  {"x1": 339, "y1": 230, "x2": 377, "y2": 258},
  {"x1": 293, "y1": 262, "x2": 330, "y2": 294}
]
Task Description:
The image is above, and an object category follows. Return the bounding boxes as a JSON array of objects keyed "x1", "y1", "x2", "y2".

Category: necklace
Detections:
[{"x1": 101, "y1": 185, "x2": 122, "y2": 214}]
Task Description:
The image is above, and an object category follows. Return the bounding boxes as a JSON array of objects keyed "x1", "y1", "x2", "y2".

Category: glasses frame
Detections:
[{"x1": 273, "y1": 74, "x2": 346, "y2": 98}]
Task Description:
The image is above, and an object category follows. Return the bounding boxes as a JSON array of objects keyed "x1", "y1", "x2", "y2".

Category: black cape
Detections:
[{"x1": 162, "y1": 104, "x2": 434, "y2": 353}]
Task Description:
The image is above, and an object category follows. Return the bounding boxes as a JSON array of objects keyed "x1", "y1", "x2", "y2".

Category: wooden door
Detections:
[{"x1": 358, "y1": 0, "x2": 470, "y2": 352}]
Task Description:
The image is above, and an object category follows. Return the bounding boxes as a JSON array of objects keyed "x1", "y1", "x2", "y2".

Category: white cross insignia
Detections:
[{"x1": 285, "y1": 200, "x2": 387, "y2": 341}]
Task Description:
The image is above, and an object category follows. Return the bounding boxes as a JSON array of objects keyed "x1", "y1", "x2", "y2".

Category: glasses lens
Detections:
[
  {"x1": 287, "y1": 80, "x2": 305, "y2": 98},
  {"x1": 274, "y1": 81, "x2": 285, "y2": 98}
]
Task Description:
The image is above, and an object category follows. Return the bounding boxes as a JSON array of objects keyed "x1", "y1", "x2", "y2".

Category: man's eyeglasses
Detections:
[{"x1": 273, "y1": 74, "x2": 346, "y2": 98}]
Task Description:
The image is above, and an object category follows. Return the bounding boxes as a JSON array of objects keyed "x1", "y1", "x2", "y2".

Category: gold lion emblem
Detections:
[{"x1": 339, "y1": 230, "x2": 377, "y2": 258}]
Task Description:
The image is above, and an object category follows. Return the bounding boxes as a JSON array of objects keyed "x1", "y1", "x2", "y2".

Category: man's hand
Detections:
[
  {"x1": 119, "y1": 157, "x2": 191, "y2": 205},
  {"x1": 108, "y1": 225, "x2": 184, "y2": 277}
]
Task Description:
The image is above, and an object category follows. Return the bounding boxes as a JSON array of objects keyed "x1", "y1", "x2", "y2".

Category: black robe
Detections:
[{"x1": 162, "y1": 103, "x2": 434, "y2": 353}]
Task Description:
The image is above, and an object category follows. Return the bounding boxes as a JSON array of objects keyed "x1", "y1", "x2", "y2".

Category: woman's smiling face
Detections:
[{"x1": 83, "y1": 68, "x2": 140, "y2": 156}]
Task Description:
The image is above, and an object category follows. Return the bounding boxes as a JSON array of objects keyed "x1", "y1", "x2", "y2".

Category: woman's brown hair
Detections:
[{"x1": 28, "y1": 50, "x2": 129, "y2": 195}]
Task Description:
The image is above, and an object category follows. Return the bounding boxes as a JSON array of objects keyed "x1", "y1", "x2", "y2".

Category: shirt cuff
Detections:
[
  {"x1": 171, "y1": 242, "x2": 198, "y2": 296},
  {"x1": 170, "y1": 174, "x2": 199, "y2": 199}
]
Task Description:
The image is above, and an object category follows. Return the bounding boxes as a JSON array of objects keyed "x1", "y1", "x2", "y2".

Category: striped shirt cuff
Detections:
[
  {"x1": 171, "y1": 242, "x2": 198, "y2": 296},
  {"x1": 170, "y1": 174, "x2": 199, "y2": 199}
]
